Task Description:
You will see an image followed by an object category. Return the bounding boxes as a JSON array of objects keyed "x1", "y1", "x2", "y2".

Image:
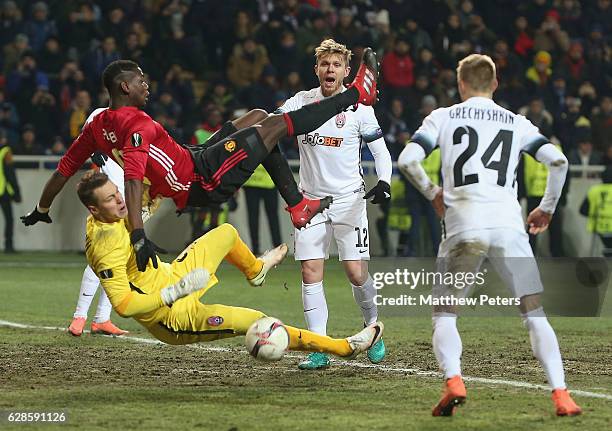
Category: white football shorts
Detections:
[
  {"x1": 433, "y1": 227, "x2": 544, "y2": 299},
  {"x1": 100, "y1": 157, "x2": 125, "y2": 197},
  {"x1": 294, "y1": 192, "x2": 370, "y2": 261}
]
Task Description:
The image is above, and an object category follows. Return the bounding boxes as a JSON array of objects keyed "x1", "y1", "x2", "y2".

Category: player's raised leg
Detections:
[
  {"x1": 252, "y1": 47, "x2": 379, "y2": 228},
  {"x1": 211, "y1": 109, "x2": 333, "y2": 229},
  {"x1": 259, "y1": 39, "x2": 379, "y2": 220},
  {"x1": 172, "y1": 223, "x2": 286, "y2": 288},
  {"x1": 286, "y1": 321, "x2": 384, "y2": 359},
  {"x1": 254, "y1": 47, "x2": 379, "y2": 146}
]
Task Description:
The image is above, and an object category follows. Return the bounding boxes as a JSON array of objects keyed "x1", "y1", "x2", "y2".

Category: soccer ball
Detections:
[{"x1": 245, "y1": 317, "x2": 289, "y2": 361}]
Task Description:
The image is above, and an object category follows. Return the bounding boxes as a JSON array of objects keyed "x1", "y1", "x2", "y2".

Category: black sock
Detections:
[
  {"x1": 262, "y1": 145, "x2": 302, "y2": 207},
  {"x1": 284, "y1": 87, "x2": 359, "y2": 136}
]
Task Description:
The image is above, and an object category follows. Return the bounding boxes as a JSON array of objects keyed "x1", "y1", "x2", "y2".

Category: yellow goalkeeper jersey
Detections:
[{"x1": 85, "y1": 216, "x2": 174, "y2": 321}]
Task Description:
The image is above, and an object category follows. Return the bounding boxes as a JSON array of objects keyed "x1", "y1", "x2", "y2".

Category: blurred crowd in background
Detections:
[
  {"x1": 0, "y1": 0, "x2": 609, "y2": 163},
  {"x1": 0, "y1": 0, "x2": 610, "y2": 256}
]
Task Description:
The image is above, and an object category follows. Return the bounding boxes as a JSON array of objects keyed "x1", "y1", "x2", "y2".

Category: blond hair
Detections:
[
  {"x1": 314, "y1": 39, "x2": 352, "y2": 65},
  {"x1": 457, "y1": 54, "x2": 496, "y2": 92}
]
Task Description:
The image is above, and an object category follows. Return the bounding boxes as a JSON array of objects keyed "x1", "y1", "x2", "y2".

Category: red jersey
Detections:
[{"x1": 58, "y1": 106, "x2": 195, "y2": 208}]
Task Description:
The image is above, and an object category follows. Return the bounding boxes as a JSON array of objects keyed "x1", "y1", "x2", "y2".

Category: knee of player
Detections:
[
  {"x1": 519, "y1": 293, "x2": 543, "y2": 315},
  {"x1": 345, "y1": 265, "x2": 368, "y2": 286},
  {"x1": 217, "y1": 223, "x2": 238, "y2": 239},
  {"x1": 301, "y1": 263, "x2": 323, "y2": 283},
  {"x1": 348, "y1": 273, "x2": 368, "y2": 286}
]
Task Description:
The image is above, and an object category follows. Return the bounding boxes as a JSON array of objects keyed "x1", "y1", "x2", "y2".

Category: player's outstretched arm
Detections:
[
  {"x1": 125, "y1": 179, "x2": 166, "y2": 271},
  {"x1": 20, "y1": 170, "x2": 70, "y2": 226},
  {"x1": 398, "y1": 143, "x2": 442, "y2": 200}
]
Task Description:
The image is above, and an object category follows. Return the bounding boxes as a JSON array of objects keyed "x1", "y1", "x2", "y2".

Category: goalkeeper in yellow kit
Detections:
[{"x1": 77, "y1": 170, "x2": 383, "y2": 357}]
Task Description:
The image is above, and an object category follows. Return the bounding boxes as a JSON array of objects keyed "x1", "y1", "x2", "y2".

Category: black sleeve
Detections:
[{"x1": 521, "y1": 136, "x2": 549, "y2": 158}]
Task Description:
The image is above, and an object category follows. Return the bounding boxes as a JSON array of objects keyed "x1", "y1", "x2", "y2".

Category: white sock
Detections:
[
  {"x1": 302, "y1": 281, "x2": 328, "y2": 335},
  {"x1": 73, "y1": 265, "x2": 100, "y2": 319},
  {"x1": 93, "y1": 289, "x2": 113, "y2": 323},
  {"x1": 432, "y1": 313, "x2": 462, "y2": 379},
  {"x1": 351, "y1": 274, "x2": 378, "y2": 326},
  {"x1": 522, "y1": 307, "x2": 566, "y2": 390}
]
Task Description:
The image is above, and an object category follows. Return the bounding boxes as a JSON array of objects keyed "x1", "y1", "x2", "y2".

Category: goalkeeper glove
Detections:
[
  {"x1": 130, "y1": 228, "x2": 167, "y2": 272},
  {"x1": 20, "y1": 205, "x2": 52, "y2": 226},
  {"x1": 160, "y1": 269, "x2": 210, "y2": 305},
  {"x1": 364, "y1": 180, "x2": 391, "y2": 204},
  {"x1": 90, "y1": 151, "x2": 108, "y2": 167}
]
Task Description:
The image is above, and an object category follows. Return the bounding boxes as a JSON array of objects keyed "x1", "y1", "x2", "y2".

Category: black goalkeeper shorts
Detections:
[{"x1": 185, "y1": 126, "x2": 268, "y2": 207}]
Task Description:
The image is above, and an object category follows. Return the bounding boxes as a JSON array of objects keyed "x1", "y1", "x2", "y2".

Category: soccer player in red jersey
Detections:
[{"x1": 22, "y1": 51, "x2": 379, "y2": 271}]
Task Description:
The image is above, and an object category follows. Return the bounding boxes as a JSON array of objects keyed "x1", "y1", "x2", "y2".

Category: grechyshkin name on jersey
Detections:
[
  {"x1": 448, "y1": 106, "x2": 515, "y2": 125},
  {"x1": 303, "y1": 132, "x2": 343, "y2": 147}
]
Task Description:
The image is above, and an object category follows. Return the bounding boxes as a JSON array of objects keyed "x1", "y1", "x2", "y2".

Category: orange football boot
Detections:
[
  {"x1": 91, "y1": 320, "x2": 129, "y2": 336},
  {"x1": 432, "y1": 375, "x2": 467, "y2": 416},
  {"x1": 552, "y1": 389, "x2": 582, "y2": 416},
  {"x1": 68, "y1": 317, "x2": 86, "y2": 337}
]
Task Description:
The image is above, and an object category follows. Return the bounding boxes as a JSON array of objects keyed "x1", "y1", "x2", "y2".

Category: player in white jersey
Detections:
[
  {"x1": 398, "y1": 54, "x2": 581, "y2": 416},
  {"x1": 68, "y1": 108, "x2": 130, "y2": 336},
  {"x1": 277, "y1": 39, "x2": 392, "y2": 369}
]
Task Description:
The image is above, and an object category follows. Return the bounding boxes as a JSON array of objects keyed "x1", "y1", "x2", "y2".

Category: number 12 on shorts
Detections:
[{"x1": 355, "y1": 227, "x2": 368, "y2": 248}]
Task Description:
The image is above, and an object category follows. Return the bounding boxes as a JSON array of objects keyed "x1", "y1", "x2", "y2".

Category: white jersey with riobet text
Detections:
[
  {"x1": 412, "y1": 96, "x2": 548, "y2": 237},
  {"x1": 277, "y1": 87, "x2": 385, "y2": 198}
]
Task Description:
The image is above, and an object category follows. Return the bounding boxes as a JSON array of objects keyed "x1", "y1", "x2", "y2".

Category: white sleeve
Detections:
[
  {"x1": 275, "y1": 92, "x2": 303, "y2": 114},
  {"x1": 85, "y1": 107, "x2": 107, "y2": 126},
  {"x1": 398, "y1": 143, "x2": 441, "y2": 201},
  {"x1": 361, "y1": 107, "x2": 391, "y2": 184},
  {"x1": 410, "y1": 109, "x2": 442, "y2": 156},
  {"x1": 367, "y1": 139, "x2": 392, "y2": 184},
  {"x1": 534, "y1": 143, "x2": 568, "y2": 214}
]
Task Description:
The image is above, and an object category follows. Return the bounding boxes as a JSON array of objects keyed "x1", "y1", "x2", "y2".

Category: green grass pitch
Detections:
[{"x1": 0, "y1": 252, "x2": 610, "y2": 430}]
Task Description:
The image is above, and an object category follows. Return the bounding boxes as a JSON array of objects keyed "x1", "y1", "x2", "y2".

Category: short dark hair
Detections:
[
  {"x1": 102, "y1": 60, "x2": 140, "y2": 93},
  {"x1": 77, "y1": 171, "x2": 109, "y2": 207}
]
